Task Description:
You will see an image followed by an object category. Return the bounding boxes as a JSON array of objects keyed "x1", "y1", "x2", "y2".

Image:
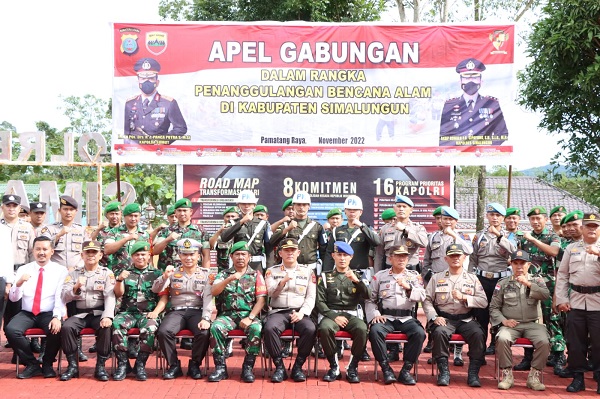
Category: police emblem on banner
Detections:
[
  {"x1": 119, "y1": 27, "x2": 140, "y2": 55},
  {"x1": 489, "y1": 30, "x2": 508, "y2": 54},
  {"x1": 146, "y1": 31, "x2": 168, "y2": 56}
]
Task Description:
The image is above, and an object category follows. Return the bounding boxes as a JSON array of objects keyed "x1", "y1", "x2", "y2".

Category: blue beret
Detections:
[
  {"x1": 486, "y1": 203, "x2": 506, "y2": 216},
  {"x1": 333, "y1": 241, "x2": 354, "y2": 255},
  {"x1": 441, "y1": 206, "x2": 459, "y2": 220},
  {"x1": 394, "y1": 195, "x2": 414, "y2": 207}
]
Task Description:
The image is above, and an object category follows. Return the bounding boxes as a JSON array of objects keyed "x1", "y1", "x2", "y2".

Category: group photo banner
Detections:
[
  {"x1": 114, "y1": 23, "x2": 515, "y2": 166},
  {"x1": 180, "y1": 165, "x2": 452, "y2": 235}
]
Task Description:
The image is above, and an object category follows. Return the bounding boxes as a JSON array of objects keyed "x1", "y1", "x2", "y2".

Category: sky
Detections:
[{"x1": 0, "y1": 1, "x2": 562, "y2": 170}]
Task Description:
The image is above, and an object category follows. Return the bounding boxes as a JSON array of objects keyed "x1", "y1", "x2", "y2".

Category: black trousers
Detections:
[
  {"x1": 431, "y1": 319, "x2": 485, "y2": 361},
  {"x1": 565, "y1": 308, "x2": 600, "y2": 372},
  {"x1": 263, "y1": 310, "x2": 316, "y2": 359},
  {"x1": 369, "y1": 318, "x2": 425, "y2": 363},
  {"x1": 473, "y1": 274, "x2": 499, "y2": 345},
  {"x1": 61, "y1": 314, "x2": 111, "y2": 357},
  {"x1": 156, "y1": 309, "x2": 210, "y2": 366},
  {"x1": 5, "y1": 311, "x2": 61, "y2": 367}
]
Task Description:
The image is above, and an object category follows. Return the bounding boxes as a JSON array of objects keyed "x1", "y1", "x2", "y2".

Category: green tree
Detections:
[{"x1": 518, "y1": 0, "x2": 600, "y2": 178}]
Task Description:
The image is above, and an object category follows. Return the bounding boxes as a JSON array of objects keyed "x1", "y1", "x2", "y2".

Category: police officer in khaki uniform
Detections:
[
  {"x1": 556, "y1": 212, "x2": 600, "y2": 394},
  {"x1": 60, "y1": 240, "x2": 116, "y2": 381},
  {"x1": 423, "y1": 244, "x2": 488, "y2": 387},
  {"x1": 317, "y1": 241, "x2": 370, "y2": 383},
  {"x1": 42, "y1": 196, "x2": 89, "y2": 270},
  {"x1": 469, "y1": 203, "x2": 516, "y2": 356},
  {"x1": 374, "y1": 195, "x2": 427, "y2": 273},
  {"x1": 29, "y1": 202, "x2": 48, "y2": 236},
  {"x1": 153, "y1": 238, "x2": 213, "y2": 380},
  {"x1": 366, "y1": 245, "x2": 426, "y2": 385},
  {"x1": 491, "y1": 250, "x2": 549, "y2": 391},
  {"x1": 264, "y1": 238, "x2": 317, "y2": 383}
]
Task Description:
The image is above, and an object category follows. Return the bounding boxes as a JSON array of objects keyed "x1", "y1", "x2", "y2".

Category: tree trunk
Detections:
[
  {"x1": 396, "y1": 0, "x2": 407, "y2": 22},
  {"x1": 413, "y1": 0, "x2": 420, "y2": 22}
]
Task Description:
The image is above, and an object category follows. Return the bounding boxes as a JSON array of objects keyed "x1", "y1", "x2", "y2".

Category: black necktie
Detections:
[
  {"x1": 467, "y1": 99, "x2": 474, "y2": 110},
  {"x1": 143, "y1": 99, "x2": 149, "y2": 108}
]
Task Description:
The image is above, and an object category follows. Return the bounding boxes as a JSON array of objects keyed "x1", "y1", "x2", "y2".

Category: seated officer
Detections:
[
  {"x1": 423, "y1": 244, "x2": 488, "y2": 387},
  {"x1": 264, "y1": 238, "x2": 317, "y2": 383},
  {"x1": 208, "y1": 241, "x2": 267, "y2": 383},
  {"x1": 153, "y1": 239, "x2": 213, "y2": 380},
  {"x1": 112, "y1": 241, "x2": 166, "y2": 381},
  {"x1": 60, "y1": 240, "x2": 116, "y2": 381},
  {"x1": 491, "y1": 250, "x2": 549, "y2": 391},
  {"x1": 366, "y1": 245, "x2": 426, "y2": 385},
  {"x1": 316, "y1": 241, "x2": 370, "y2": 383}
]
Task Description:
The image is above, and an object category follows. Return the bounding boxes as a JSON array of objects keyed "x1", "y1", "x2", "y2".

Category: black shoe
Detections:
[
  {"x1": 323, "y1": 356, "x2": 341, "y2": 382},
  {"x1": 317, "y1": 343, "x2": 326, "y2": 359},
  {"x1": 594, "y1": 371, "x2": 599, "y2": 382},
  {"x1": 30, "y1": 338, "x2": 42, "y2": 353},
  {"x1": 127, "y1": 344, "x2": 139, "y2": 360},
  {"x1": 454, "y1": 357, "x2": 464, "y2": 366},
  {"x1": 163, "y1": 360, "x2": 183, "y2": 380},
  {"x1": 94, "y1": 356, "x2": 110, "y2": 381},
  {"x1": 335, "y1": 341, "x2": 344, "y2": 360},
  {"x1": 436, "y1": 357, "x2": 450, "y2": 386},
  {"x1": 88, "y1": 343, "x2": 97, "y2": 353},
  {"x1": 467, "y1": 360, "x2": 482, "y2": 387},
  {"x1": 271, "y1": 357, "x2": 288, "y2": 383},
  {"x1": 134, "y1": 352, "x2": 150, "y2": 381},
  {"x1": 291, "y1": 357, "x2": 307, "y2": 382},
  {"x1": 361, "y1": 349, "x2": 371, "y2": 362},
  {"x1": 18, "y1": 364, "x2": 43, "y2": 379},
  {"x1": 427, "y1": 357, "x2": 434, "y2": 365},
  {"x1": 281, "y1": 341, "x2": 293, "y2": 358},
  {"x1": 112, "y1": 351, "x2": 129, "y2": 381},
  {"x1": 42, "y1": 364, "x2": 57, "y2": 378},
  {"x1": 225, "y1": 338, "x2": 234, "y2": 358},
  {"x1": 346, "y1": 367, "x2": 360, "y2": 383},
  {"x1": 546, "y1": 352, "x2": 557, "y2": 367},
  {"x1": 513, "y1": 357, "x2": 532, "y2": 371},
  {"x1": 77, "y1": 337, "x2": 88, "y2": 362},
  {"x1": 60, "y1": 354, "x2": 79, "y2": 381},
  {"x1": 423, "y1": 339, "x2": 433, "y2": 353},
  {"x1": 379, "y1": 360, "x2": 396, "y2": 385},
  {"x1": 552, "y1": 351, "x2": 566, "y2": 375},
  {"x1": 187, "y1": 360, "x2": 203, "y2": 380},
  {"x1": 557, "y1": 367, "x2": 575, "y2": 378},
  {"x1": 398, "y1": 362, "x2": 416, "y2": 385},
  {"x1": 387, "y1": 344, "x2": 400, "y2": 362},
  {"x1": 4, "y1": 342, "x2": 11, "y2": 348},
  {"x1": 208, "y1": 354, "x2": 228, "y2": 382},
  {"x1": 484, "y1": 344, "x2": 495, "y2": 356},
  {"x1": 241, "y1": 354, "x2": 256, "y2": 383},
  {"x1": 180, "y1": 338, "x2": 193, "y2": 350},
  {"x1": 566, "y1": 373, "x2": 585, "y2": 392}
]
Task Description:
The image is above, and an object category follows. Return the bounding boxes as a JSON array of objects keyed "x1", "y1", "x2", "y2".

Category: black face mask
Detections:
[
  {"x1": 140, "y1": 80, "x2": 157, "y2": 95},
  {"x1": 461, "y1": 81, "x2": 480, "y2": 95}
]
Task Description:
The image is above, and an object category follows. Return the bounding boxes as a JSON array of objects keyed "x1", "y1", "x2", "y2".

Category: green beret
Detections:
[
  {"x1": 174, "y1": 198, "x2": 192, "y2": 209},
  {"x1": 129, "y1": 240, "x2": 151, "y2": 255},
  {"x1": 222, "y1": 206, "x2": 237, "y2": 216},
  {"x1": 326, "y1": 208, "x2": 343, "y2": 219},
  {"x1": 550, "y1": 205, "x2": 567, "y2": 216},
  {"x1": 167, "y1": 205, "x2": 175, "y2": 216},
  {"x1": 505, "y1": 207, "x2": 521, "y2": 217},
  {"x1": 123, "y1": 203, "x2": 141, "y2": 216},
  {"x1": 281, "y1": 198, "x2": 293, "y2": 211},
  {"x1": 561, "y1": 210, "x2": 583, "y2": 225},
  {"x1": 254, "y1": 204, "x2": 268, "y2": 213},
  {"x1": 527, "y1": 206, "x2": 547, "y2": 217},
  {"x1": 381, "y1": 208, "x2": 397, "y2": 221},
  {"x1": 104, "y1": 201, "x2": 121, "y2": 214},
  {"x1": 229, "y1": 241, "x2": 250, "y2": 255},
  {"x1": 432, "y1": 206, "x2": 443, "y2": 216}
]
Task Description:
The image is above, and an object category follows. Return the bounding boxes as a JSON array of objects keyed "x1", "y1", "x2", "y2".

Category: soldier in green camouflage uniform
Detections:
[
  {"x1": 102, "y1": 203, "x2": 150, "y2": 275},
  {"x1": 209, "y1": 206, "x2": 238, "y2": 272},
  {"x1": 208, "y1": 241, "x2": 267, "y2": 383},
  {"x1": 153, "y1": 198, "x2": 210, "y2": 271},
  {"x1": 517, "y1": 206, "x2": 565, "y2": 373},
  {"x1": 112, "y1": 241, "x2": 166, "y2": 381},
  {"x1": 92, "y1": 201, "x2": 122, "y2": 268}
]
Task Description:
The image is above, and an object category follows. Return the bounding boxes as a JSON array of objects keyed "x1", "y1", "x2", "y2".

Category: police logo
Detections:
[
  {"x1": 466, "y1": 60, "x2": 476, "y2": 71},
  {"x1": 8, "y1": 195, "x2": 15, "y2": 201},
  {"x1": 120, "y1": 34, "x2": 139, "y2": 55},
  {"x1": 517, "y1": 251, "x2": 522, "y2": 256},
  {"x1": 146, "y1": 31, "x2": 168, "y2": 56},
  {"x1": 60, "y1": 198, "x2": 67, "y2": 205},
  {"x1": 183, "y1": 239, "x2": 192, "y2": 249},
  {"x1": 36, "y1": 203, "x2": 43, "y2": 208},
  {"x1": 591, "y1": 214, "x2": 597, "y2": 220},
  {"x1": 489, "y1": 30, "x2": 509, "y2": 54}
]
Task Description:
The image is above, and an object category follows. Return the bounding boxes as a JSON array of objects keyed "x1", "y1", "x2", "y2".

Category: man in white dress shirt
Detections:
[
  {"x1": 0, "y1": 223, "x2": 15, "y2": 322},
  {"x1": 6, "y1": 236, "x2": 68, "y2": 379}
]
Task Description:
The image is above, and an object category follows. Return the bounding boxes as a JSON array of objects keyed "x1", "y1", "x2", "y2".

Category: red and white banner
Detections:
[{"x1": 112, "y1": 23, "x2": 515, "y2": 165}]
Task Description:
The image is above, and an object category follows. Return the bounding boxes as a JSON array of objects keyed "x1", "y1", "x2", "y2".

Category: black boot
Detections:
[
  {"x1": 386, "y1": 343, "x2": 400, "y2": 362},
  {"x1": 37, "y1": 339, "x2": 46, "y2": 364},
  {"x1": 546, "y1": 351, "x2": 558, "y2": 367},
  {"x1": 423, "y1": 334, "x2": 433, "y2": 353},
  {"x1": 485, "y1": 342, "x2": 495, "y2": 356},
  {"x1": 361, "y1": 349, "x2": 371, "y2": 361},
  {"x1": 30, "y1": 337, "x2": 42, "y2": 353},
  {"x1": 88, "y1": 343, "x2": 97, "y2": 353},
  {"x1": 77, "y1": 337, "x2": 88, "y2": 362},
  {"x1": 180, "y1": 338, "x2": 193, "y2": 350},
  {"x1": 567, "y1": 372, "x2": 585, "y2": 392},
  {"x1": 187, "y1": 359, "x2": 203, "y2": 379},
  {"x1": 346, "y1": 355, "x2": 360, "y2": 383},
  {"x1": 316, "y1": 341, "x2": 326, "y2": 359},
  {"x1": 208, "y1": 354, "x2": 228, "y2": 382},
  {"x1": 163, "y1": 359, "x2": 183, "y2": 379},
  {"x1": 467, "y1": 359, "x2": 482, "y2": 387},
  {"x1": 552, "y1": 351, "x2": 567, "y2": 375},
  {"x1": 225, "y1": 338, "x2": 234, "y2": 358},
  {"x1": 514, "y1": 347, "x2": 533, "y2": 371},
  {"x1": 557, "y1": 366, "x2": 575, "y2": 378},
  {"x1": 281, "y1": 341, "x2": 292, "y2": 358},
  {"x1": 241, "y1": 354, "x2": 256, "y2": 383},
  {"x1": 379, "y1": 359, "x2": 396, "y2": 385},
  {"x1": 398, "y1": 361, "x2": 416, "y2": 385},
  {"x1": 291, "y1": 356, "x2": 307, "y2": 382},
  {"x1": 322, "y1": 356, "x2": 341, "y2": 382},
  {"x1": 134, "y1": 351, "x2": 150, "y2": 381},
  {"x1": 128, "y1": 338, "x2": 139, "y2": 359},
  {"x1": 112, "y1": 350, "x2": 129, "y2": 381},
  {"x1": 436, "y1": 357, "x2": 450, "y2": 386},
  {"x1": 94, "y1": 355, "x2": 110, "y2": 381},
  {"x1": 60, "y1": 353, "x2": 79, "y2": 381},
  {"x1": 271, "y1": 357, "x2": 288, "y2": 383}
]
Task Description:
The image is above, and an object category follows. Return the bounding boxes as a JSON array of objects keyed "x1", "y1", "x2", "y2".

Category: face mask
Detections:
[
  {"x1": 461, "y1": 81, "x2": 480, "y2": 95},
  {"x1": 140, "y1": 80, "x2": 157, "y2": 95}
]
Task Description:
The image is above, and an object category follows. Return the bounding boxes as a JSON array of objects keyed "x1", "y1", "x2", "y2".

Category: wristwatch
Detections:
[
  {"x1": 248, "y1": 314, "x2": 256, "y2": 321},
  {"x1": 202, "y1": 316, "x2": 211, "y2": 322}
]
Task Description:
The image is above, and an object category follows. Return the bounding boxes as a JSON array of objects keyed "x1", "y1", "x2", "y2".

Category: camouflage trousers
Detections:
[
  {"x1": 541, "y1": 277, "x2": 566, "y2": 352},
  {"x1": 112, "y1": 312, "x2": 161, "y2": 353},
  {"x1": 210, "y1": 312, "x2": 262, "y2": 356}
]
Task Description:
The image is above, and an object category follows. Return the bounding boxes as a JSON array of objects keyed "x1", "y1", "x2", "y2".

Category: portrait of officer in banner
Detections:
[
  {"x1": 124, "y1": 57, "x2": 187, "y2": 145},
  {"x1": 439, "y1": 58, "x2": 508, "y2": 147}
]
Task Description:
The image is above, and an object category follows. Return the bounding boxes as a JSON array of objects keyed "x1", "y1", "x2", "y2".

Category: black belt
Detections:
[
  {"x1": 437, "y1": 310, "x2": 473, "y2": 321},
  {"x1": 570, "y1": 284, "x2": 600, "y2": 294},
  {"x1": 476, "y1": 269, "x2": 511, "y2": 279},
  {"x1": 382, "y1": 309, "x2": 413, "y2": 317},
  {"x1": 171, "y1": 306, "x2": 201, "y2": 311}
]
